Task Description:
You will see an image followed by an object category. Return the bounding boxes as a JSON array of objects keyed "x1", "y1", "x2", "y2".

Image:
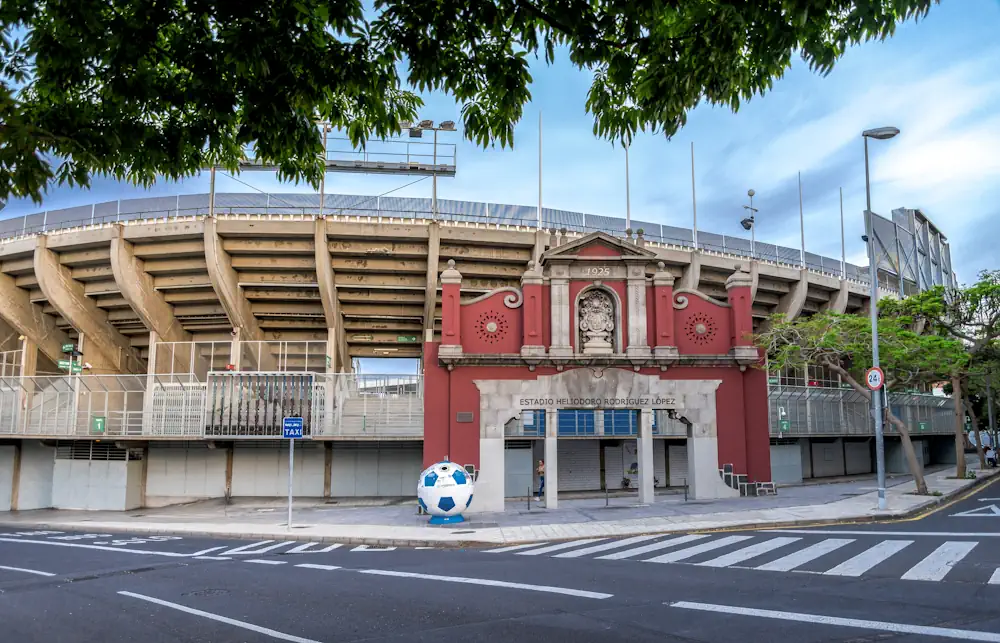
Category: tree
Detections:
[
  {"x1": 757, "y1": 311, "x2": 968, "y2": 495},
  {"x1": 2, "y1": 0, "x2": 938, "y2": 202},
  {"x1": 890, "y1": 271, "x2": 1000, "y2": 475}
]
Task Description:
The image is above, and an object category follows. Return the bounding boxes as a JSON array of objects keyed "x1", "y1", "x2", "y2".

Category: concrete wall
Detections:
[
  {"x1": 769, "y1": 443, "x2": 803, "y2": 484},
  {"x1": 844, "y1": 440, "x2": 872, "y2": 475},
  {"x1": 52, "y1": 460, "x2": 140, "y2": 510},
  {"x1": 811, "y1": 439, "x2": 846, "y2": 478},
  {"x1": 0, "y1": 446, "x2": 13, "y2": 511},
  {"x1": 886, "y1": 438, "x2": 928, "y2": 474},
  {"x1": 930, "y1": 436, "x2": 957, "y2": 466},
  {"x1": 232, "y1": 444, "x2": 325, "y2": 497},
  {"x1": 17, "y1": 442, "x2": 54, "y2": 510},
  {"x1": 146, "y1": 444, "x2": 227, "y2": 507},
  {"x1": 800, "y1": 439, "x2": 812, "y2": 479}
]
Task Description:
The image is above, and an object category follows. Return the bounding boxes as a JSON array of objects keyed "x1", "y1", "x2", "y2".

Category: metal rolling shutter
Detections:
[
  {"x1": 557, "y1": 440, "x2": 600, "y2": 491},
  {"x1": 668, "y1": 443, "x2": 688, "y2": 487},
  {"x1": 604, "y1": 444, "x2": 623, "y2": 489},
  {"x1": 504, "y1": 441, "x2": 533, "y2": 497},
  {"x1": 654, "y1": 441, "x2": 667, "y2": 488}
]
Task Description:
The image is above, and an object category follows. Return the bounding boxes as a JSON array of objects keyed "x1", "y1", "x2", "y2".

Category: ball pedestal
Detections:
[{"x1": 428, "y1": 514, "x2": 466, "y2": 525}]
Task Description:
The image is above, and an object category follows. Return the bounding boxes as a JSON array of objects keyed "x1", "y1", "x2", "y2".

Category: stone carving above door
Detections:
[{"x1": 579, "y1": 289, "x2": 616, "y2": 355}]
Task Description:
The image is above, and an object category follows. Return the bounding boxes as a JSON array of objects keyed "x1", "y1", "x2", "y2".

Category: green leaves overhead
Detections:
[{"x1": 2, "y1": 0, "x2": 937, "y2": 202}]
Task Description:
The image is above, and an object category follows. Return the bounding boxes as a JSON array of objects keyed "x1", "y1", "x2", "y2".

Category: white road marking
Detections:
[
  {"x1": 223, "y1": 541, "x2": 291, "y2": 556},
  {"x1": 952, "y1": 504, "x2": 1000, "y2": 517},
  {"x1": 0, "y1": 536, "x2": 190, "y2": 557},
  {"x1": 119, "y1": 591, "x2": 322, "y2": 643},
  {"x1": 245, "y1": 559, "x2": 286, "y2": 565},
  {"x1": 285, "y1": 542, "x2": 343, "y2": 554},
  {"x1": 696, "y1": 537, "x2": 801, "y2": 568},
  {"x1": 772, "y1": 530, "x2": 1000, "y2": 537},
  {"x1": 350, "y1": 545, "x2": 397, "y2": 552},
  {"x1": 596, "y1": 534, "x2": 709, "y2": 560},
  {"x1": 516, "y1": 538, "x2": 607, "y2": 556},
  {"x1": 188, "y1": 546, "x2": 228, "y2": 557},
  {"x1": 755, "y1": 539, "x2": 855, "y2": 572},
  {"x1": 645, "y1": 536, "x2": 754, "y2": 564},
  {"x1": 668, "y1": 600, "x2": 1000, "y2": 642},
  {"x1": 823, "y1": 540, "x2": 912, "y2": 577},
  {"x1": 358, "y1": 569, "x2": 612, "y2": 599},
  {"x1": 553, "y1": 535, "x2": 662, "y2": 558},
  {"x1": 485, "y1": 543, "x2": 548, "y2": 553},
  {"x1": 901, "y1": 541, "x2": 978, "y2": 581},
  {"x1": 194, "y1": 556, "x2": 231, "y2": 561},
  {"x1": 988, "y1": 568, "x2": 1000, "y2": 585},
  {"x1": 0, "y1": 565, "x2": 56, "y2": 577},
  {"x1": 295, "y1": 564, "x2": 342, "y2": 571}
]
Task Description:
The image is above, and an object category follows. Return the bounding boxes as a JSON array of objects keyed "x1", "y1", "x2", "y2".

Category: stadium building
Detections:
[{"x1": 0, "y1": 189, "x2": 959, "y2": 511}]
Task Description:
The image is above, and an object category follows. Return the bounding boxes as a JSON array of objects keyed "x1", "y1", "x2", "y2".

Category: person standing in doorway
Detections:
[{"x1": 536, "y1": 460, "x2": 545, "y2": 501}]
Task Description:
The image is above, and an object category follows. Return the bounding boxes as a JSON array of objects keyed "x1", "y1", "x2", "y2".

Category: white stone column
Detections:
[
  {"x1": 544, "y1": 408, "x2": 558, "y2": 508},
  {"x1": 594, "y1": 409, "x2": 605, "y2": 436},
  {"x1": 549, "y1": 264, "x2": 572, "y2": 357},
  {"x1": 638, "y1": 409, "x2": 655, "y2": 504},
  {"x1": 470, "y1": 413, "x2": 506, "y2": 514},
  {"x1": 683, "y1": 389, "x2": 740, "y2": 500},
  {"x1": 625, "y1": 261, "x2": 651, "y2": 358}
]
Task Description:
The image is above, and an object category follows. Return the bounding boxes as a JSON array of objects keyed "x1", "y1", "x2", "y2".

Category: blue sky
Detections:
[{"x1": 4, "y1": 1, "x2": 1000, "y2": 375}]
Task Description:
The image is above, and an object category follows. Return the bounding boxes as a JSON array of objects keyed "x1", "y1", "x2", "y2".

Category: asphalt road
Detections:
[{"x1": 1, "y1": 480, "x2": 999, "y2": 643}]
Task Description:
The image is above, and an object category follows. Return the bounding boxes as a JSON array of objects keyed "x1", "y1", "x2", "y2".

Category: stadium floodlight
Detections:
[
  {"x1": 439, "y1": 121, "x2": 456, "y2": 131},
  {"x1": 418, "y1": 119, "x2": 435, "y2": 129}
]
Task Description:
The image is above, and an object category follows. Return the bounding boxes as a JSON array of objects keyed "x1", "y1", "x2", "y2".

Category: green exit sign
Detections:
[
  {"x1": 91, "y1": 416, "x2": 106, "y2": 434},
  {"x1": 778, "y1": 420, "x2": 791, "y2": 433},
  {"x1": 58, "y1": 359, "x2": 71, "y2": 369},
  {"x1": 61, "y1": 343, "x2": 76, "y2": 353},
  {"x1": 918, "y1": 421, "x2": 928, "y2": 432},
  {"x1": 396, "y1": 335, "x2": 419, "y2": 343},
  {"x1": 768, "y1": 377, "x2": 779, "y2": 386}
]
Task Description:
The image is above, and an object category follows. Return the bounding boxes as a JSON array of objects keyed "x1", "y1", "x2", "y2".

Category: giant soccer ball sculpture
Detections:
[{"x1": 417, "y1": 461, "x2": 474, "y2": 524}]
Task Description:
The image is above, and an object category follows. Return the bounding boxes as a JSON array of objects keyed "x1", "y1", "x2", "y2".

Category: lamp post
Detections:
[
  {"x1": 741, "y1": 189, "x2": 758, "y2": 258},
  {"x1": 862, "y1": 125, "x2": 899, "y2": 511},
  {"x1": 405, "y1": 119, "x2": 457, "y2": 218}
]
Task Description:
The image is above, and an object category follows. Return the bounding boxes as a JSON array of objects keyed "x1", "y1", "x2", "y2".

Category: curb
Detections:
[{"x1": 2, "y1": 473, "x2": 996, "y2": 550}]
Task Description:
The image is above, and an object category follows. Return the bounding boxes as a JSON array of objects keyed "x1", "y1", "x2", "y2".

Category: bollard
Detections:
[
  {"x1": 684, "y1": 478, "x2": 688, "y2": 502},
  {"x1": 605, "y1": 485, "x2": 609, "y2": 507}
]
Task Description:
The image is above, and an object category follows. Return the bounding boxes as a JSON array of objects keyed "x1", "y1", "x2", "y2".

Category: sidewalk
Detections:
[{"x1": 2, "y1": 467, "x2": 996, "y2": 547}]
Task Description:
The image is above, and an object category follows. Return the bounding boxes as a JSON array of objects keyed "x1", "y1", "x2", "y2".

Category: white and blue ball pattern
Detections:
[{"x1": 417, "y1": 461, "x2": 474, "y2": 523}]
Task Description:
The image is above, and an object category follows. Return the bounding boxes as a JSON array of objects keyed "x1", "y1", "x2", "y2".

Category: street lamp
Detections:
[
  {"x1": 403, "y1": 119, "x2": 457, "y2": 217},
  {"x1": 862, "y1": 125, "x2": 899, "y2": 512},
  {"x1": 741, "y1": 189, "x2": 758, "y2": 258}
]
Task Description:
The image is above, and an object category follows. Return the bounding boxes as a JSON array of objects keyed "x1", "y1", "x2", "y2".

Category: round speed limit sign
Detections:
[{"x1": 865, "y1": 367, "x2": 885, "y2": 390}]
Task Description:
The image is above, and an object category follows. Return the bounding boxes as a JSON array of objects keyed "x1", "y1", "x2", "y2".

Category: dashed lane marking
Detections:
[
  {"x1": 0, "y1": 565, "x2": 56, "y2": 577},
  {"x1": 246, "y1": 559, "x2": 287, "y2": 565},
  {"x1": 358, "y1": 569, "x2": 613, "y2": 600},
  {"x1": 194, "y1": 556, "x2": 231, "y2": 561},
  {"x1": 0, "y1": 537, "x2": 191, "y2": 557},
  {"x1": 295, "y1": 564, "x2": 342, "y2": 571},
  {"x1": 668, "y1": 601, "x2": 1000, "y2": 642},
  {"x1": 119, "y1": 591, "x2": 322, "y2": 643}
]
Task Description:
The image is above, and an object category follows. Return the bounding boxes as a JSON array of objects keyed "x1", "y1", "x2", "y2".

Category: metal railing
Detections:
[
  {"x1": 504, "y1": 409, "x2": 687, "y2": 437},
  {"x1": 329, "y1": 373, "x2": 423, "y2": 438},
  {"x1": 153, "y1": 340, "x2": 332, "y2": 379},
  {"x1": 769, "y1": 386, "x2": 955, "y2": 437},
  {"x1": 0, "y1": 191, "x2": 876, "y2": 287}
]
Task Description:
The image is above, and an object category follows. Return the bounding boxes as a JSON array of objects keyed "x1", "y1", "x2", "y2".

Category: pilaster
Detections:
[
  {"x1": 549, "y1": 262, "x2": 572, "y2": 357},
  {"x1": 625, "y1": 260, "x2": 651, "y2": 358}
]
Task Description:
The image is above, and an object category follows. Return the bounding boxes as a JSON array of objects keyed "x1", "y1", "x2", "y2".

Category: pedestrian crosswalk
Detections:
[
  {"x1": 484, "y1": 532, "x2": 1000, "y2": 587},
  {"x1": 195, "y1": 540, "x2": 399, "y2": 558}
]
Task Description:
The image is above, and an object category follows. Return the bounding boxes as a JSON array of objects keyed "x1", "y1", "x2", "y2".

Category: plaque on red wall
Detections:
[{"x1": 455, "y1": 412, "x2": 474, "y2": 423}]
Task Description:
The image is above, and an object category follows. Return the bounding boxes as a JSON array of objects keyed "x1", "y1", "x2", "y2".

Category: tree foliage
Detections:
[
  {"x1": 2, "y1": 0, "x2": 937, "y2": 202},
  {"x1": 757, "y1": 310, "x2": 968, "y2": 495}
]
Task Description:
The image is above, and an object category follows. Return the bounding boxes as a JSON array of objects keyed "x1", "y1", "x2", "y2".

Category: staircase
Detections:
[
  {"x1": 337, "y1": 396, "x2": 423, "y2": 437},
  {"x1": 719, "y1": 463, "x2": 777, "y2": 497}
]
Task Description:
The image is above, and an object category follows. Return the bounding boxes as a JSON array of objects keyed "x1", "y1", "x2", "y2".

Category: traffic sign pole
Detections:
[{"x1": 288, "y1": 437, "x2": 294, "y2": 531}]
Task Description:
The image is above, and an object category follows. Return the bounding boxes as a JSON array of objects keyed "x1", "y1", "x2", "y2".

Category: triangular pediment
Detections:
[{"x1": 541, "y1": 231, "x2": 656, "y2": 262}]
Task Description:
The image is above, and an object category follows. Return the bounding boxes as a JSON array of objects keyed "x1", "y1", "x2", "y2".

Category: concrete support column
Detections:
[
  {"x1": 9, "y1": 441, "x2": 22, "y2": 510},
  {"x1": 18, "y1": 338, "x2": 37, "y2": 434},
  {"x1": 143, "y1": 331, "x2": 159, "y2": 430},
  {"x1": 549, "y1": 263, "x2": 571, "y2": 357},
  {"x1": 229, "y1": 328, "x2": 242, "y2": 370},
  {"x1": 625, "y1": 261, "x2": 651, "y2": 357},
  {"x1": 324, "y1": 329, "x2": 337, "y2": 436},
  {"x1": 438, "y1": 261, "x2": 463, "y2": 358},
  {"x1": 638, "y1": 409, "x2": 655, "y2": 504},
  {"x1": 544, "y1": 408, "x2": 558, "y2": 508},
  {"x1": 323, "y1": 442, "x2": 333, "y2": 499}
]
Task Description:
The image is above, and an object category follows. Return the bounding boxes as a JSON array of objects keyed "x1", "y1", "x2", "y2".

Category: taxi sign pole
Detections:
[{"x1": 287, "y1": 435, "x2": 294, "y2": 531}]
